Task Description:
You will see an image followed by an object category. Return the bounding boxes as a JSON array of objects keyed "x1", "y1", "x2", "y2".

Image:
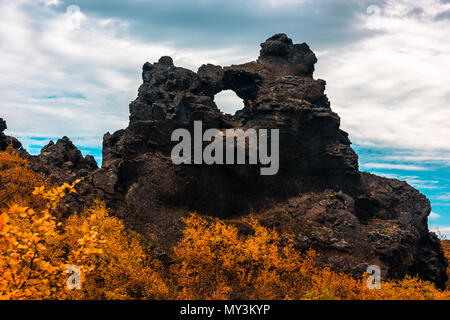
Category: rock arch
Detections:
[{"x1": 76, "y1": 34, "x2": 447, "y2": 288}]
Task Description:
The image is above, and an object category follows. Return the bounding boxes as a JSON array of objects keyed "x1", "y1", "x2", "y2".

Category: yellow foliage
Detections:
[
  {"x1": 0, "y1": 178, "x2": 98, "y2": 299},
  {"x1": 368, "y1": 276, "x2": 449, "y2": 300},
  {"x1": 170, "y1": 214, "x2": 449, "y2": 300},
  {"x1": 57, "y1": 201, "x2": 169, "y2": 300},
  {"x1": 170, "y1": 214, "x2": 369, "y2": 300},
  {"x1": 0, "y1": 147, "x2": 167, "y2": 300},
  {"x1": 0, "y1": 146, "x2": 49, "y2": 210},
  {"x1": 442, "y1": 240, "x2": 450, "y2": 290},
  {"x1": 0, "y1": 147, "x2": 448, "y2": 300}
]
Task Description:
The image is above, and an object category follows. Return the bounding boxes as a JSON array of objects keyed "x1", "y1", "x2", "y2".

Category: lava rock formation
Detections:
[
  {"x1": 0, "y1": 118, "x2": 25, "y2": 153},
  {"x1": 28, "y1": 137, "x2": 98, "y2": 185},
  {"x1": 4, "y1": 34, "x2": 448, "y2": 288}
]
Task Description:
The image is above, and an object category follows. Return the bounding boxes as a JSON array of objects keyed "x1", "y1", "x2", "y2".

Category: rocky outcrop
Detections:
[
  {"x1": 1, "y1": 119, "x2": 97, "y2": 184},
  {"x1": 3, "y1": 34, "x2": 447, "y2": 288},
  {"x1": 0, "y1": 118, "x2": 26, "y2": 153},
  {"x1": 96, "y1": 34, "x2": 360, "y2": 217},
  {"x1": 28, "y1": 137, "x2": 98, "y2": 185},
  {"x1": 72, "y1": 33, "x2": 446, "y2": 288},
  {"x1": 258, "y1": 172, "x2": 446, "y2": 286}
]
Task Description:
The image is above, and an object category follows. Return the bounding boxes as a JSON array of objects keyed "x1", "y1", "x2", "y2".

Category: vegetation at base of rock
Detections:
[
  {"x1": 1, "y1": 33, "x2": 447, "y2": 289},
  {"x1": 442, "y1": 239, "x2": 450, "y2": 290},
  {"x1": 0, "y1": 148, "x2": 448, "y2": 300}
]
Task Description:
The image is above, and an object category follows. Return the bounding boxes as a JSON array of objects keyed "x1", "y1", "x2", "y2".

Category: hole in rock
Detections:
[{"x1": 214, "y1": 90, "x2": 245, "y2": 115}]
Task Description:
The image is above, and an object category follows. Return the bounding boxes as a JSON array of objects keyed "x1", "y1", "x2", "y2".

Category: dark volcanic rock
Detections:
[
  {"x1": 29, "y1": 137, "x2": 98, "y2": 185},
  {"x1": 78, "y1": 34, "x2": 447, "y2": 288},
  {"x1": 0, "y1": 118, "x2": 26, "y2": 154},
  {"x1": 1, "y1": 118, "x2": 97, "y2": 184},
  {"x1": 98, "y1": 34, "x2": 360, "y2": 219},
  {"x1": 9, "y1": 34, "x2": 447, "y2": 288}
]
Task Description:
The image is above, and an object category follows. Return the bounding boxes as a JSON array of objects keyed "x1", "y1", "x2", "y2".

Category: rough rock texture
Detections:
[
  {"x1": 95, "y1": 34, "x2": 360, "y2": 217},
  {"x1": 5, "y1": 34, "x2": 447, "y2": 288},
  {"x1": 72, "y1": 34, "x2": 447, "y2": 287},
  {"x1": 1, "y1": 119, "x2": 97, "y2": 184},
  {"x1": 0, "y1": 118, "x2": 26, "y2": 153},
  {"x1": 28, "y1": 137, "x2": 98, "y2": 185}
]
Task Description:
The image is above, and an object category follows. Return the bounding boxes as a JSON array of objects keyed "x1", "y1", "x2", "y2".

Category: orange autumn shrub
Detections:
[
  {"x1": 369, "y1": 276, "x2": 449, "y2": 300},
  {"x1": 0, "y1": 204, "x2": 63, "y2": 299},
  {"x1": 0, "y1": 147, "x2": 448, "y2": 300},
  {"x1": 170, "y1": 214, "x2": 449, "y2": 300},
  {"x1": 57, "y1": 201, "x2": 169, "y2": 300},
  {"x1": 0, "y1": 146, "x2": 50, "y2": 210},
  {"x1": 442, "y1": 240, "x2": 450, "y2": 290},
  {"x1": 0, "y1": 181, "x2": 102, "y2": 299},
  {"x1": 170, "y1": 214, "x2": 371, "y2": 300},
  {"x1": 1, "y1": 189, "x2": 167, "y2": 300},
  {"x1": 0, "y1": 147, "x2": 168, "y2": 300}
]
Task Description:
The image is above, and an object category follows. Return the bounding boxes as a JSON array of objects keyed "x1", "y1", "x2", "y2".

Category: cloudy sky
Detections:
[{"x1": 0, "y1": 0, "x2": 449, "y2": 235}]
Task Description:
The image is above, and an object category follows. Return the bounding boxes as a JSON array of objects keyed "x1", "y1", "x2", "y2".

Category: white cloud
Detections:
[
  {"x1": 430, "y1": 226, "x2": 450, "y2": 239},
  {"x1": 1, "y1": 0, "x2": 449, "y2": 166},
  {"x1": 361, "y1": 163, "x2": 430, "y2": 171},
  {"x1": 258, "y1": 0, "x2": 305, "y2": 7},
  {"x1": 45, "y1": 0, "x2": 60, "y2": 6},
  {"x1": 0, "y1": 1, "x2": 253, "y2": 151},
  {"x1": 429, "y1": 211, "x2": 441, "y2": 219},
  {"x1": 436, "y1": 194, "x2": 450, "y2": 201},
  {"x1": 36, "y1": 0, "x2": 61, "y2": 6},
  {"x1": 315, "y1": 0, "x2": 450, "y2": 153},
  {"x1": 381, "y1": 154, "x2": 450, "y2": 165},
  {"x1": 371, "y1": 172, "x2": 441, "y2": 190}
]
